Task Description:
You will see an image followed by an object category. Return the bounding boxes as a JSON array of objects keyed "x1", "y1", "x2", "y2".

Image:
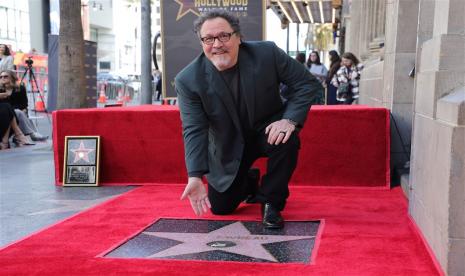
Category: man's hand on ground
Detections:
[
  {"x1": 265, "y1": 119, "x2": 296, "y2": 145},
  {"x1": 181, "y1": 177, "x2": 211, "y2": 216}
]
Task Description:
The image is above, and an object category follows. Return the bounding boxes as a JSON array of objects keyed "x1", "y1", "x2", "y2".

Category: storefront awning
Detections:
[{"x1": 269, "y1": 0, "x2": 341, "y2": 24}]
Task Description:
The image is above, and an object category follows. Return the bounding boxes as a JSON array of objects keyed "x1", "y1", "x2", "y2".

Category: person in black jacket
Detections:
[
  {"x1": 0, "y1": 70, "x2": 47, "y2": 141},
  {"x1": 326, "y1": 50, "x2": 341, "y2": 105},
  {"x1": 176, "y1": 10, "x2": 322, "y2": 229}
]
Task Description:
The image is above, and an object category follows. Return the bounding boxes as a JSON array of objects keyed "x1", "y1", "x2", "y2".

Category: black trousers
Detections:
[
  {"x1": 208, "y1": 131, "x2": 300, "y2": 215},
  {"x1": 0, "y1": 103, "x2": 15, "y2": 138}
]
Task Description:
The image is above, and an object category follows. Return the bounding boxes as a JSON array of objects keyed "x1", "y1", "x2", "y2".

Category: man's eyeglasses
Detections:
[
  {"x1": 200, "y1": 32, "x2": 236, "y2": 45},
  {"x1": 0, "y1": 75, "x2": 9, "y2": 79}
]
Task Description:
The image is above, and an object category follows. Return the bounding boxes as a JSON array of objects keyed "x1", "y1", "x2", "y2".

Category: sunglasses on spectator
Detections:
[{"x1": 0, "y1": 75, "x2": 9, "y2": 79}]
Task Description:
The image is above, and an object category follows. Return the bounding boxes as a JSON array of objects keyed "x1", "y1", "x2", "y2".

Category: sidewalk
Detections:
[
  {"x1": 0, "y1": 111, "x2": 133, "y2": 248},
  {"x1": 0, "y1": 98, "x2": 175, "y2": 248}
]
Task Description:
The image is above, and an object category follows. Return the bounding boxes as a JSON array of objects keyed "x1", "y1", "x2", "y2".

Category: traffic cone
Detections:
[
  {"x1": 116, "y1": 88, "x2": 124, "y2": 105},
  {"x1": 97, "y1": 84, "x2": 106, "y2": 103},
  {"x1": 35, "y1": 95, "x2": 46, "y2": 112},
  {"x1": 123, "y1": 90, "x2": 131, "y2": 102}
]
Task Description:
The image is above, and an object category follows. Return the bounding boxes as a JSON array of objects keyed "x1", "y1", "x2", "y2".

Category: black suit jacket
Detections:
[{"x1": 175, "y1": 41, "x2": 322, "y2": 192}]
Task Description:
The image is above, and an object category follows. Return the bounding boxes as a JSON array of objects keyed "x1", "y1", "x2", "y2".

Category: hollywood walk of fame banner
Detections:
[
  {"x1": 160, "y1": 0, "x2": 265, "y2": 98},
  {"x1": 63, "y1": 136, "x2": 100, "y2": 186}
]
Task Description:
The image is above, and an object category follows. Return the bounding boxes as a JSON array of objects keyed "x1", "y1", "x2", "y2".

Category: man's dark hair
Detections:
[{"x1": 193, "y1": 9, "x2": 241, "y2": 37}]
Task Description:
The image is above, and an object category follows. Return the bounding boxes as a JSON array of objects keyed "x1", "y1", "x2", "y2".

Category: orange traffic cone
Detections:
[
  {"x1": 97, "y1": 84, "x2": 106, "y2": 103},
  {"x1": 123, "y1": 90, "x2": 131, "y2": 102},
  {"x1": 116, "y1": 88, "x2": 124, "y2": 105},
  {"x1": 35, "y1": 95, "x2": 45, "y2": 112}
]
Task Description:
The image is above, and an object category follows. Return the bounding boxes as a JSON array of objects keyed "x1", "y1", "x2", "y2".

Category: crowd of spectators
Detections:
[{"x1": 290, "y1": 50, "x2": 363, "y2": 105}]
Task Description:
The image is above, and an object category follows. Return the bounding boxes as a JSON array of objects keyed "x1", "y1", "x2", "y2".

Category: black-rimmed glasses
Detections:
[
  {"x1": 200, "y1": 32, "x2": 236, "y2": 45},
  {"x1": 0, "y1": 75, "x2": 9, "y2": 79}
]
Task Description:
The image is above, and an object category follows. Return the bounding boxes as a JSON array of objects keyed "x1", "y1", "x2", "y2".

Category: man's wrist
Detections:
[{"x1": 285, "y1": 119, "x2": 298, "y2": 126}]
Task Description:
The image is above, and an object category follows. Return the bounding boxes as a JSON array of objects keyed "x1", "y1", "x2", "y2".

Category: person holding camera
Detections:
[
  {"x1": 0, "y1": 70, "x2": 47, "y2": 142},
  {"x1": 0, "y1": 44, "x2": 14, "y2": 71}
]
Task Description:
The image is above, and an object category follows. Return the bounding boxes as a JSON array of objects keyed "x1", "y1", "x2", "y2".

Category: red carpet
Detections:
[
  {"x1": 30, "y1": 105, "x2": 443, "y2": 274},
  {"x1": 0, "y1": 185, "x2": 441, "y2": 275},
  {"x1": 53, "y1": 105, "x2": 390, "y2": 188}
]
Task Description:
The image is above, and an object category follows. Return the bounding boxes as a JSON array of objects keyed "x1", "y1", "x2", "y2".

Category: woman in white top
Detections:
[
  {"x1": 0, "y1": 44, "x2": 14, "y2": 72},
  {"x1": 306, "y1": 51, "x2": 328, "y2": 85}
]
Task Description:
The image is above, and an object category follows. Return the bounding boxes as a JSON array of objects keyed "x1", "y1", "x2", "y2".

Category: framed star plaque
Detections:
[{"x1": 63, "y1": 136, "x2": 100, "y2": 186}]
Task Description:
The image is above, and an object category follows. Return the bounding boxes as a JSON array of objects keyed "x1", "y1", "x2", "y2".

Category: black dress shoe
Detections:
[
  {"x1": 261, "y1": 203, "x2": 284, "y2": 229},
  {"x1": 244, "y1": 168, "x2": 260, "y2": 204}
]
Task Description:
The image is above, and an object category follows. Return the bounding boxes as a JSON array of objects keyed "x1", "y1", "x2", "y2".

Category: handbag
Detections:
[{"x1": 338, "y1": 82, "x2": 351, "y2": 96}]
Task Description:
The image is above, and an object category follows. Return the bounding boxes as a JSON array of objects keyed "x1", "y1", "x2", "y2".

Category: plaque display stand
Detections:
[{"x1": 63, "y1": 136, "x2": 100, "y2": 186}]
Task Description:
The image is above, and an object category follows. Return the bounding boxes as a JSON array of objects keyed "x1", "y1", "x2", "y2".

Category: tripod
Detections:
[{"x1": 19, "y1": 59, "x2": 51, "y2": 124}]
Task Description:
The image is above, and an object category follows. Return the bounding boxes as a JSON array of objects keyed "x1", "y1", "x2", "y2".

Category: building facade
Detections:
[
  {"x1": 342, "y1": 0, "x2": 465, "y2": 274},
  {"x1": 0, "y1": 0, "x2": 31, "y2": 53},
  {"x1": 14, "y1": 0, "x2": 162, "y2": 77},
  {"x1": 88, "y1": 0, "x2": 162, "y2": 76}
]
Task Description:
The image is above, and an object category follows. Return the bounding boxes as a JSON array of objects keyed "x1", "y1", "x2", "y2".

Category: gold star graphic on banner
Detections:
[{"x1": 174, "y1": 0, "x2": 200, "y2": 21}]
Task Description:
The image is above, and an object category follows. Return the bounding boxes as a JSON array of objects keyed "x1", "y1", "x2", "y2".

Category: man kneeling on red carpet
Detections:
[{"x1": 176, "y1": 10, "x2": 322, "y2": 229}]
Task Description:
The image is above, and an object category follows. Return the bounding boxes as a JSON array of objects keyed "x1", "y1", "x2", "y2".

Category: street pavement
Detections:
[
  {"x1": 0, "y1": 88, "x2": 173, "y2": 248},
  {"x1": 0, "y1": 104, "x2": 143, "y2": 248}
]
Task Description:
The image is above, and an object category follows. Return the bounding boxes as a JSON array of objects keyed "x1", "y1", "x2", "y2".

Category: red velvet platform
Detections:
[{"x1": 53, "y1": 105, "x2": 390, "y2": 188}]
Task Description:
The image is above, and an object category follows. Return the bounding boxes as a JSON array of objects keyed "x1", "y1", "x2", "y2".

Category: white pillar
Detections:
[{"x1": 410, "y1": 0, "x2": 465, "y2": 274}]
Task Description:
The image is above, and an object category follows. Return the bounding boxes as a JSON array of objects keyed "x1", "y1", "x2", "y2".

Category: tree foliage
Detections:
[{"x1": 305, "y1": 23, "x2": 333, "y2": 52}]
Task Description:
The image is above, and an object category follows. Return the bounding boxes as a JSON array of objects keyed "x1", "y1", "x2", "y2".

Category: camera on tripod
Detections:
[
  {"x1": 20, "y1": 55, "x2": 49, "y2": 114},
  {"x1": 25, "y1": 56, "x2": 34, "y2": 67}
]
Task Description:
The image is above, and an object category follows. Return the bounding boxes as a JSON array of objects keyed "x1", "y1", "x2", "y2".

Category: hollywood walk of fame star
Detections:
[
  {"x1": 144, "y1": 221, "x2": 314, "y2": 262},
  {"x1": 174, "y1": 0, "x2": 200, "y2": 21},
  {"x1": 70, "y1": 141, "x2": 95, "y2": 163}
]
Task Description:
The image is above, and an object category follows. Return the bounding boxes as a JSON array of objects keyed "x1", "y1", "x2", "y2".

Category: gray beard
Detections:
[{"x1": 211, "y1": 55, "x2": 234, "y2": 71}]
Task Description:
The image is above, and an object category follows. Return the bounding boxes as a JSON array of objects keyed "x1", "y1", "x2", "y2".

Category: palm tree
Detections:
[
  {"x1": 305, "y1": 23, "x2": 333, "y2": 61},
  {"x1": 57, "y1": 0, "x2": 87, "y2": 109},
  {"x1": 313, "y1": 24, "x2": 333, "y2": 52},
  {"x1": 304, "y1": 24, "x2": 315, "y2": 50}
]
